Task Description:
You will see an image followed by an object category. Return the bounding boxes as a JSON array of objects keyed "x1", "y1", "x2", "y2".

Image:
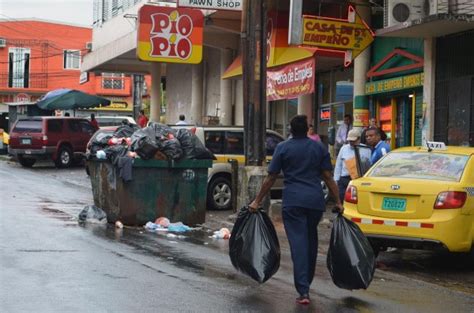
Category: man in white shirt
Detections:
[
  {"x1": 176, "y1": 114, "x2": 188, "y2": 125},
  {"x1": 335, "y1": 114, "x2": 353, "y2": 156},
  {"x1": 334, "y1": 128, "x2": 371, "y2": 202}
]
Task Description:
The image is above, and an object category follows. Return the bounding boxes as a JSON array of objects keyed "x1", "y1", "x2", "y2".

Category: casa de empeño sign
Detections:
[
  {"x1": 365, "y1": 72, "x2": 424, "y2": 95},
  {"x1": 137, "y1": 5, "x2": 204, "y2": 64}
]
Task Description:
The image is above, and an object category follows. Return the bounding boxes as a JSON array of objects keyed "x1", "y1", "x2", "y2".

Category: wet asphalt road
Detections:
[{"x1": 1, "y1": 159, "x2": 473, "y2": 313}]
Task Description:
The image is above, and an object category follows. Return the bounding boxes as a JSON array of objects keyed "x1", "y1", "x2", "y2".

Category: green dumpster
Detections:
[{"x1": 87, "y1": 159, "x2": 212, "y2": 226}]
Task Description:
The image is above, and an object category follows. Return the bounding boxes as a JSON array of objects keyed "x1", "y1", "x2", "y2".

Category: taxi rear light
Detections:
[
  {"x1": 344, "y1": 185, "x2": 358, "y2": 204},
  {"x1": 434, "y1": 191, "x2": 467, "y2": 209}
]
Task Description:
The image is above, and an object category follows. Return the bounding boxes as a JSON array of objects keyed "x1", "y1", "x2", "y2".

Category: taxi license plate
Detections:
[
  {"x1": 382, "y1": 197, "x2": 406, "y2": 211},
  {"x1": 21, "y1": 138, "x2": 31, "y2": 145}
]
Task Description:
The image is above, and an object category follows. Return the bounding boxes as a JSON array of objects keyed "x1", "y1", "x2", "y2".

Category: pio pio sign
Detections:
[{"x1": 137, "y1": 5, "x2": 204, "y2": 64}]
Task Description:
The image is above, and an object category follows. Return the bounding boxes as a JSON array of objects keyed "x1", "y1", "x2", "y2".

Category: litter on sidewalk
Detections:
[
  {"x1": 78, "y1": 205, "x2": 107, "y2": 224},
  {"x1": 144, "y1": 217, "x2": 193, "y2": 233},
  {"x1": 211, "y1": 227, "x2": 231, "y2": 239}
]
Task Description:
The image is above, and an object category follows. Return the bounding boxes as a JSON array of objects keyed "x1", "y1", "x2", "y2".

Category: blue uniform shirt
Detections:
[
  {"x1": 268, "y1": 136, "x2": 332, "y2": 211},
  {"x1": 371, "y1": 140, "x2": 391, "y2": 164}
]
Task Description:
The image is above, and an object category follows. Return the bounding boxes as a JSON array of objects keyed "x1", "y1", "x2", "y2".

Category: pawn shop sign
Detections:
[{"x1": 302, "y1": 5, "x2": 374, "y2": 66}]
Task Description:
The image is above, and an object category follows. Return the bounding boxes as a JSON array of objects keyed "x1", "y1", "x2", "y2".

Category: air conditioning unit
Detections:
[
  {"x1": 85, "y1": 42, "x2": 92, "y2": 51},
  {"x1": 384, "y1": 0, "x2": 425, "y2": 27},
  {"x1": 0, "y1": 38, "x2": 6, "y2": 48}
]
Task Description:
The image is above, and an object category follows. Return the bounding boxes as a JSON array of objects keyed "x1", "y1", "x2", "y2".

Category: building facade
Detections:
[{"x1": 0, "y1": 18, "x2": 143, "y2": 130}]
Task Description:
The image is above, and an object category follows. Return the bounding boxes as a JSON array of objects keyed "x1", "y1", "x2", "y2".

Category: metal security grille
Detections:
[{"x1": 435, "y1": 30, "x2": 474, "y2": 146}]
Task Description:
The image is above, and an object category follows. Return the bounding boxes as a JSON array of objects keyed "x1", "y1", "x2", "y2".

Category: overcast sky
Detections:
[{"x1": 0, "y1": 0, "x2": 94, "y2": 27}]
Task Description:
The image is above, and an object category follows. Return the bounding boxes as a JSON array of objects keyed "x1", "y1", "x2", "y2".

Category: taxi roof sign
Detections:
[{"x1": 426, "y1": 141, "x2": 447, "y2": 151}]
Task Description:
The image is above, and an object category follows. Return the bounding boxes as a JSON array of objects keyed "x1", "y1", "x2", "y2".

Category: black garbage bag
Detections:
[
  {"x1": 161, "y1": 138, "x2": 183, "y2": 160},
  {"x1": 229, "y1": 206, "x2": 280, "y2": 283},
  {"x1": 114, "y1": 123, "x2": 139, "y2": 138},
  {"x1": 148, "y1": 122, "x2": 176, "y2": 139},
  {"x1": 130, "y1": 128, "x2": 161, "y2": 160},
  {"x1": 176, "y1": 128, "x2": 216, "y2": 160},
  {"x1": 327, "y1": 214, "x2": 376, "y2": 290}
]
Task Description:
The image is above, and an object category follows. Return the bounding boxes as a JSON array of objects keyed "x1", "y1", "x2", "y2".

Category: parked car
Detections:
[
  {"x1": 343, "y1": 143, "x2": 474, "y2": 257},
  {"x1": 95, "y1": 116, "x2": 136, "y2": 128},
  {"x1": 8, "y1": 116, "x2": 96, "y2": 168}
]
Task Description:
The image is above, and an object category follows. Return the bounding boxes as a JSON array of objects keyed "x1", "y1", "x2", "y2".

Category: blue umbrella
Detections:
[{"x1": 36, "y1": 88, "x2": 111, "y2": 110}]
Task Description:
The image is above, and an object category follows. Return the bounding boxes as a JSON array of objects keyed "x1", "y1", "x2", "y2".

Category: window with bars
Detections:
[
  {"x1": 63, "y1": 50, "x2": 81, "y2": 70},
  {"x1": 8, "y1": 47, "x2": 30, "y2": 88},
  {"x1": 102, "y1": 73, "x2": 125, "y2": 90}
]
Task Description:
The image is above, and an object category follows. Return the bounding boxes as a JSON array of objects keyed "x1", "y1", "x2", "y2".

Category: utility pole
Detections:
[
  {"x1": 132, "y1": 74, "x2": 144, "y2": 121},
  {"x1": 241, "y1": 0, "x2": 267, "y2": 166}
]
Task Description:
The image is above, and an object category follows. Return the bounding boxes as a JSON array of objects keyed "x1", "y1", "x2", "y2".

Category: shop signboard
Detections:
[
  {"x1": 365, "y1": 73, "x2": 424, "y2": 95},
  {"x1": 93, "y1": 100, "x2": 132, "y2": 112},
  {"x1": 302, "y1": 5, "x2": 374, "y2": 66},
  {"x1": 267, "y1": 57, "x2": 315, "y2": 101},
  {"x1": 177, "y1": 0, "x2": 242, "y2": 11},
  {"x1": 137, "y1": 5, "x2": 204, "y2": 64},
  {"x1": 320, "y1": 108, "x2": 331, "y2": 121}
]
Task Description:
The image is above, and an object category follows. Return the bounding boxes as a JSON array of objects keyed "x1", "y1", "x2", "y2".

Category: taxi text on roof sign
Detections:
[
  {"x1": 302, "y1": 5, "x2": 374, "y2": 66},
  {"x1": 137, "y1": 5, "x2": 204, "y2": 64},
  {"x1": 177, "y1": 0, "x2": 242, "y2": 11},
  {"x1": 426, "y1": 141, "x2": 447, "y2": 150}
]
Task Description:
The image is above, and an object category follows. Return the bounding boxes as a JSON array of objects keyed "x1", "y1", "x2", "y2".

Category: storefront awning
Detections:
[{"x1": 222, "y1": 47, "x2": 317, "y2": 79}]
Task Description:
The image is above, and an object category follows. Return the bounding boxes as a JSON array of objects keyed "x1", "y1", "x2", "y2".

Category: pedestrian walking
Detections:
[
  {"x1": 365, "y1": 127, "x2": 390, "y2": 164},
  {"x1": 137, "y1": 110, "x2": 148, "y2": 128},
  {"x1": 176, "y1": 114, "x2": 188, "y2": 125},
  {"x1": 334, "y1": 129, "x2": 370, "y2": 203},
  {"x1": 335, "y1": 114, "x2": 353, "y2": 156},
  {"x1": 249, "y1": 114, "x2": 343, "y2": 305},
  {"x1": 90, "y1": 113, "x2": 99, "y2": 130}
]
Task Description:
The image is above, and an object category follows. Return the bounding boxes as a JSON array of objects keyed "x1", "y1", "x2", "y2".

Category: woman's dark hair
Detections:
[{"x1": 290, "y1": 115, "x2": 309, "y2": 137}]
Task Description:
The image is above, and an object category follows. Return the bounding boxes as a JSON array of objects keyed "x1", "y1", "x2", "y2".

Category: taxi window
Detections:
[
  {"x1": 225, "y1": 131, "x2": 244, "y2": 155},
  {"x1": 369, "y1": 152, "x2": 469, "y2": 182},
  {"x1": 204, "y1": 131, "x2": 224, "y2": 154},
  {"x1": 265, "y1": 133, "x2": 283, "y2": 156}
]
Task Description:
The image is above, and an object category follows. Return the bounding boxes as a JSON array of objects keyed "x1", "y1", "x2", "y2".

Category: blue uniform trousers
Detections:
[{"x1": 282, "y1": 207, "x2": 324, "y2": 296}]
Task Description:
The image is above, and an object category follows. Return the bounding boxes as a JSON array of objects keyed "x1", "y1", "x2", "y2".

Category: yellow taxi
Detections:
[
  {"x1": 343, "y1": 142, "x2": 474, "y2": 256},
  {"x1": 0, "y1": 128, "x2": 9, "y2": 151}
]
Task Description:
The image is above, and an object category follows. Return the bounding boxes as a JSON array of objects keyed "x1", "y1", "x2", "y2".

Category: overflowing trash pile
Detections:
[{"x1": 86, "y1": 122, "x2": 215, "y2": 182}]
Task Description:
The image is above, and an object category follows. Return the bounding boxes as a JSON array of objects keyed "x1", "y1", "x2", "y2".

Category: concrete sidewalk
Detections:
[{"x1": 203, "y1": 200, "x2": 337, "y2": 255}]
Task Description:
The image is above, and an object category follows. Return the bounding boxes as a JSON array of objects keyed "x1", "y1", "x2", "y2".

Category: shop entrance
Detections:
[{"x1": 378, "y1": 94, "x2": 414, "y2": 149}]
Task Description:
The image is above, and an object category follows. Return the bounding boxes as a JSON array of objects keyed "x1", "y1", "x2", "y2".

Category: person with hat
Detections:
[{"x1": 334, "y1": 128, "x2": 370, "y2": 203}]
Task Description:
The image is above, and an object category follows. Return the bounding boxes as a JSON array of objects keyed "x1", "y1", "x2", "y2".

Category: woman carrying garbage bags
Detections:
[{"x1": 249, "y1": 115, "x2": 343, "y2": 305}]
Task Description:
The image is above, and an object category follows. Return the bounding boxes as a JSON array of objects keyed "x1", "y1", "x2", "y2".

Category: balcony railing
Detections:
[
  {"x1": 0, "y1": 73, "x2": 48, "y2": 90},
  {"x1": 434, "y1": 0, "x2": 474, "y2": 15}
]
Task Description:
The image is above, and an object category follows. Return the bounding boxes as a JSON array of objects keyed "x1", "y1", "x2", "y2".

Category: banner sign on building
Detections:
[
  {"x1": 365, "y1": 72, "x2": 424, "y2": 95},
  {"x1": 137, "y1": 5, "x2": 204, "y2": 64},
  {"x1": 267, "y1": 57, "x2": 315, "y2": 101},
  {"x1": 302, "y1": 5, "x2": 374, "y2": 66},
  {"x1": 177, "y1": 0, "x2": 242, "y2": 11}
]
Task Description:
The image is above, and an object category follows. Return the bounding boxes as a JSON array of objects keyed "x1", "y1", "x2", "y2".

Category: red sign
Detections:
[
  {"x1": 267, "y1": 58, "x2": 315, "y2": 101},
  {"x1": 137, "y1": 5, "x2": 203, "y2": 64},
  {"x1": 320, "y1": 108, "x2": 331, "y2": 121},
  {"x1": 15, "y1": 93, "x2": 30, "y2": 103}
]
